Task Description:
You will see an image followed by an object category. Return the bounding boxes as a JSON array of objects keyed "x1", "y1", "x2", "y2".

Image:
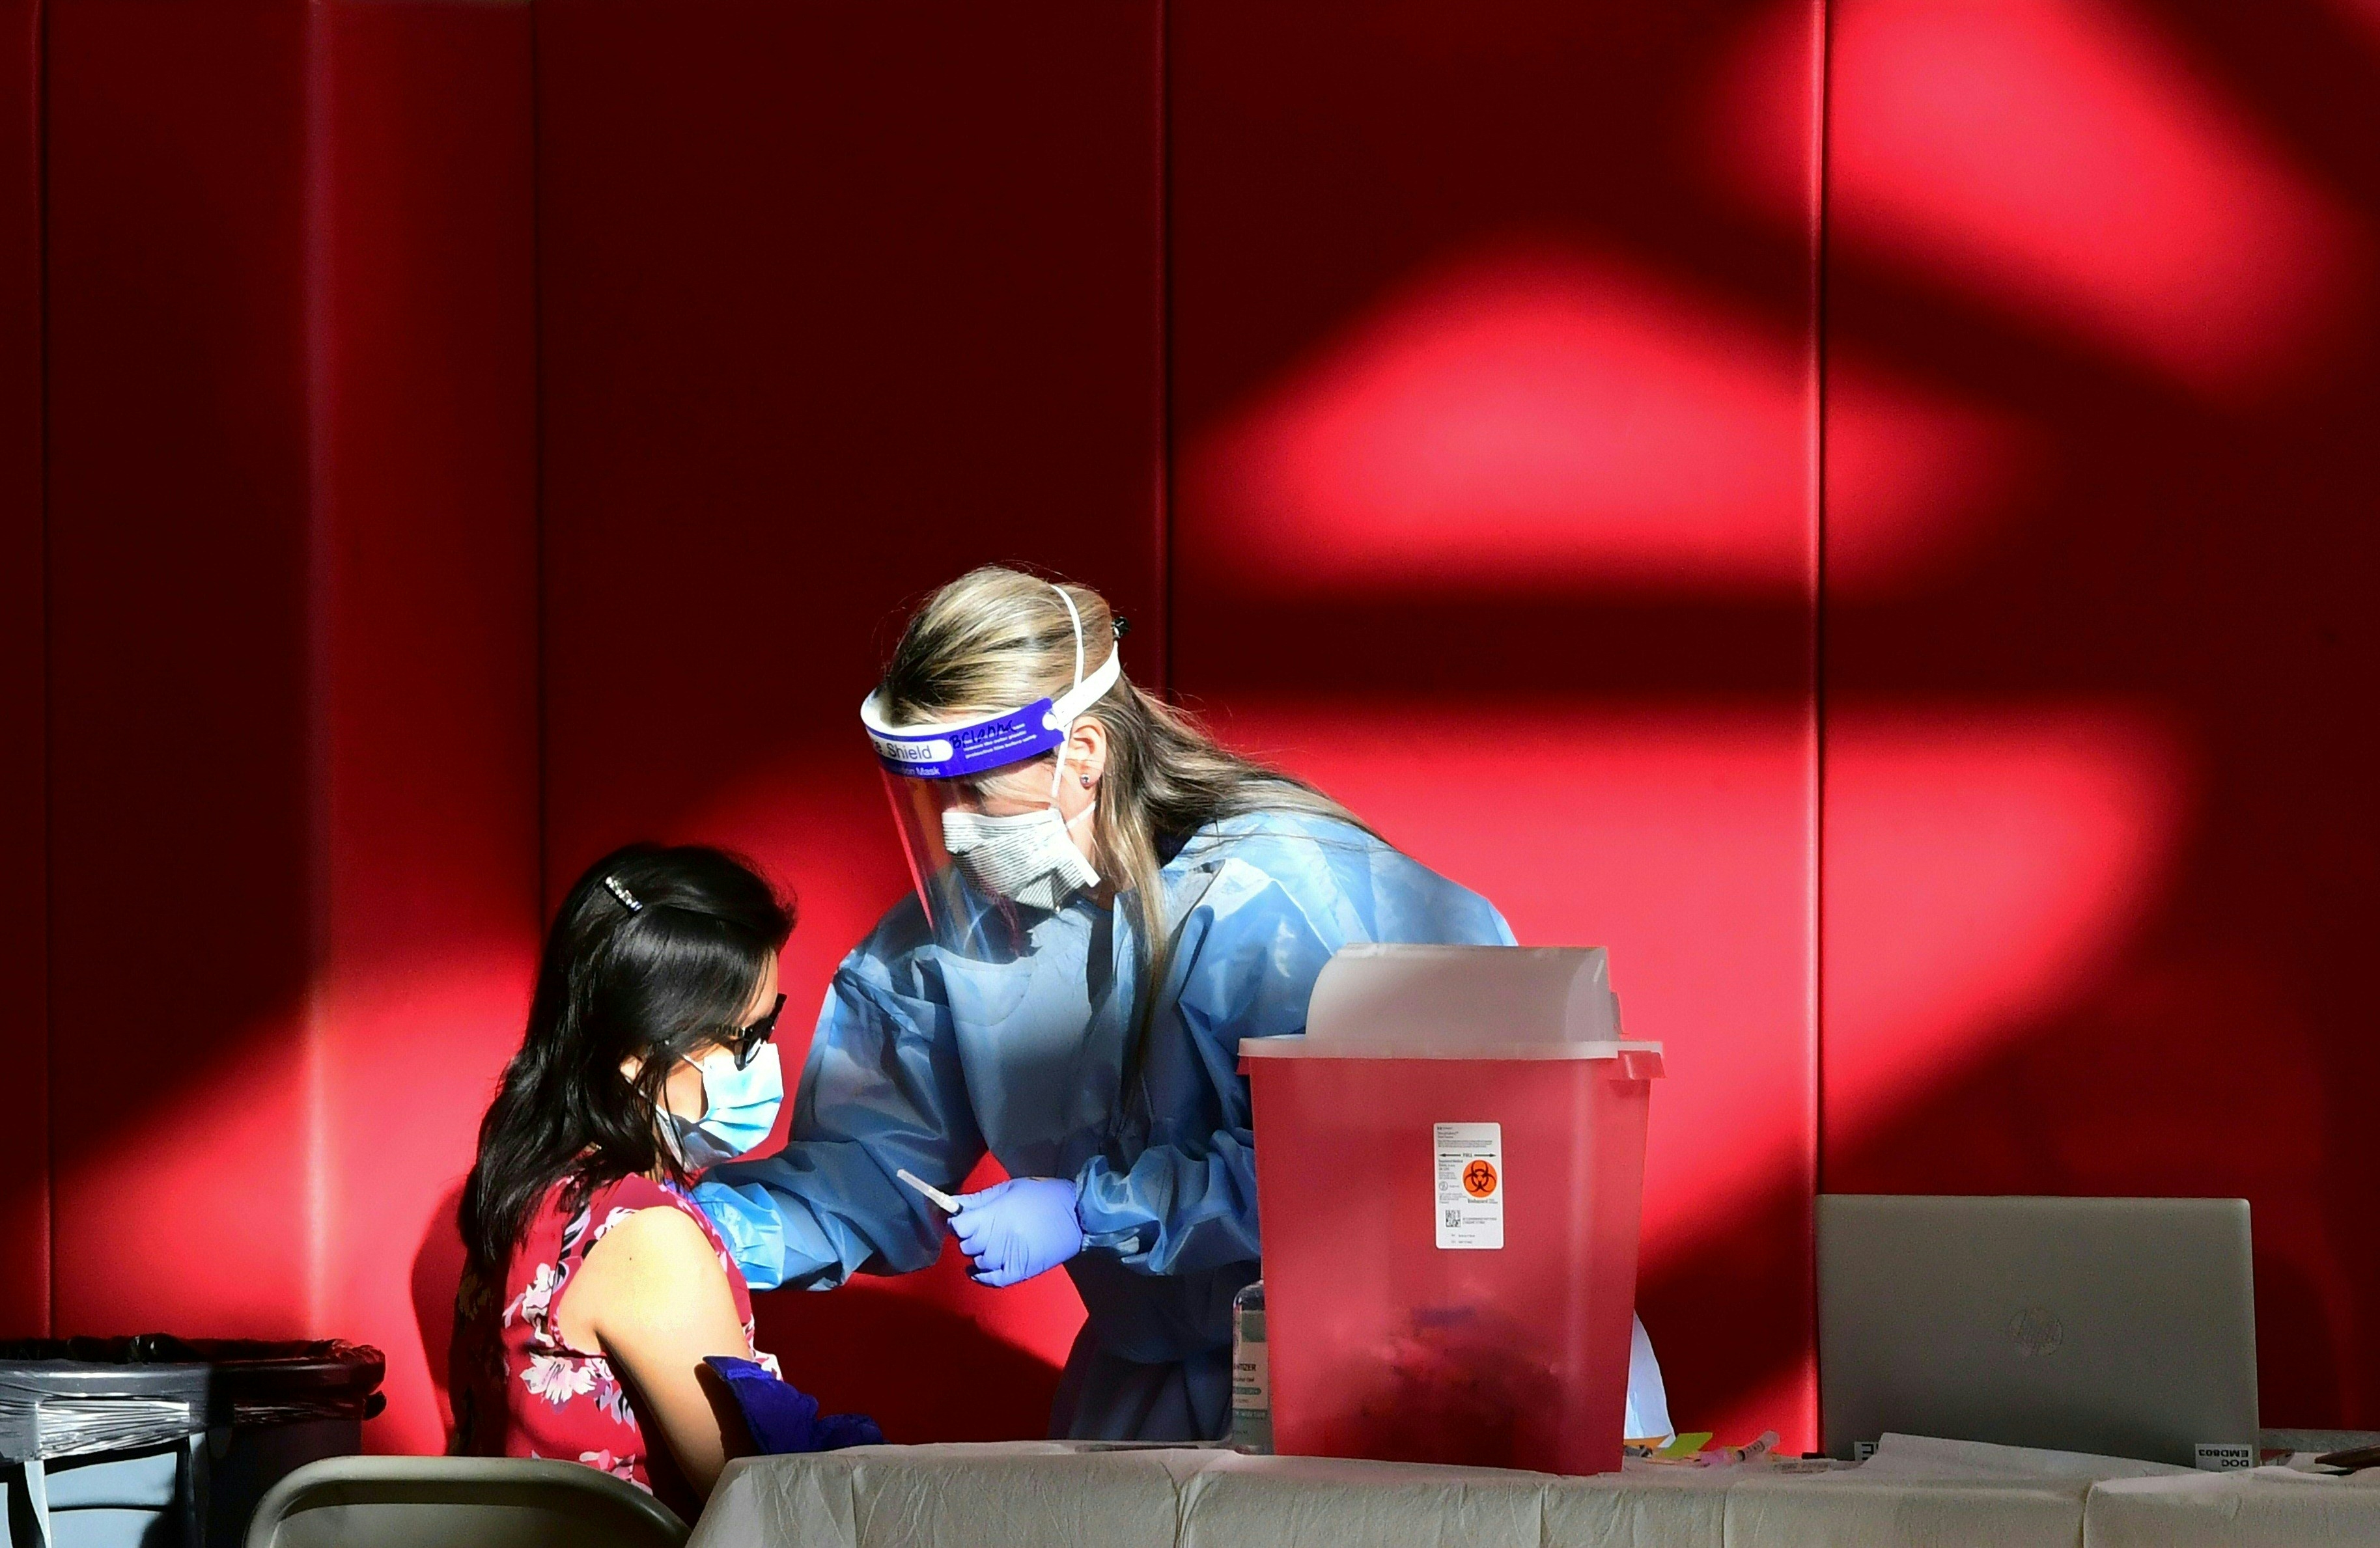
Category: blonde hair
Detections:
[{"x1": 879, "y1": 565, "x2": 1373, "y2": 1032}]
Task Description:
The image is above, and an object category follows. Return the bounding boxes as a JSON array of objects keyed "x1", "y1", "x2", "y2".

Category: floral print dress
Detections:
[{"x1": 449, "y1": 1172, "x2": 777, "y2": 1499}]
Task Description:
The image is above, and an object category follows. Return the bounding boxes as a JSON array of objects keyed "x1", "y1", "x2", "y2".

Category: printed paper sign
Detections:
[{"x1": 1434, "y1": 1122, "x2": 1504, "y2": 1249}]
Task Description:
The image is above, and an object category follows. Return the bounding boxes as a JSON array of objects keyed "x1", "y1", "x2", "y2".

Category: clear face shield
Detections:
[{"x1": 862, "y1": 592, "x2": 1122, "y2": 950}]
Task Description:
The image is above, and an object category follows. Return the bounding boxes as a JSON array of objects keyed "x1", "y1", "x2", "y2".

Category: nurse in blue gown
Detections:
[{"x1": 696, "y1": 567, "x2": 1670, "y2": 1443}]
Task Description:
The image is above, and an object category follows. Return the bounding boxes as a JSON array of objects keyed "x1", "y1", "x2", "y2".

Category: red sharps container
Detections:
[{"x1": 1243, "y1": 945, "x2": 1663, "y2": 1476}]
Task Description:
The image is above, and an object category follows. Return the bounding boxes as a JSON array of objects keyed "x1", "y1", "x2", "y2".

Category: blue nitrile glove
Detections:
[
  {"x1": 693, "y1": 1179, "x2": 789, "y2": 1291},
  {"x1": 703, "y1": 1357, "x2": 884, "y2": 1453},
  {"x1": 949, "y1": 1176, "x2": 1084, "y2": 1288}
]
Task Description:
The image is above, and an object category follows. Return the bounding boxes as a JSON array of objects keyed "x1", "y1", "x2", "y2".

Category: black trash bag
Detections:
[
  {"x1": 0, "y1": 1339, "x2": 384, "y2": 1463},
  {"x1": 1, "y1": 1337, "x2": 389, "y2": 1548}
]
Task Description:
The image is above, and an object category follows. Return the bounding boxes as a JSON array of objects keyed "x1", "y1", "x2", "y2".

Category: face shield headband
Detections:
[
  {"x1": 858, "y1": 590, "x2": 1123, "y2": 782},
  {"x1": 860, "y1": 587, "x2": 1122, "y2": 931}
]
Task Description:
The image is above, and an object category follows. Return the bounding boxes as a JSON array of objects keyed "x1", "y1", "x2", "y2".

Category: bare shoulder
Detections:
[
  {"x1": 574, "y1": 1202, "x2": 740, "y2": 1339},
  {"x1": 584, "y1": 1204, "x2": 729, "y2": 1290}
]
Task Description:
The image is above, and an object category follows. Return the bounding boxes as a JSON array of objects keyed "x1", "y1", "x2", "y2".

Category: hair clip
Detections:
[
  {"x1": 1112, "y1": 616, "x2": 1132, "y2": 640},
  {"x1": 604, "y1": 876, "x2": 643, "y2": 913}
]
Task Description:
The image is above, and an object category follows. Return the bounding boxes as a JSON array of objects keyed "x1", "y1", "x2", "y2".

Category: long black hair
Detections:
[{"x1": 460, "y1": 842, "x2": 794, "y2": 1277}]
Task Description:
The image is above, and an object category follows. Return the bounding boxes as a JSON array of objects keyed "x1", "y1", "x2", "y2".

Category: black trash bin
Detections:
[{"x1": 0, "y1": 1336, "x2": 384, "y2": 1548}]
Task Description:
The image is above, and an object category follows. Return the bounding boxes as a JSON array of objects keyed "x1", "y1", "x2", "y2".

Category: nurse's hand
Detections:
[{"x1": 949, "y1": 1177, "x2": 1084, "y2": 1288}]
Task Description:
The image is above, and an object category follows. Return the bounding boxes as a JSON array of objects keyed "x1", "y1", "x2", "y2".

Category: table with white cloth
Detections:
[{"x1": 686, "y1": 1433, "x2": 2380, "y2": 1548}]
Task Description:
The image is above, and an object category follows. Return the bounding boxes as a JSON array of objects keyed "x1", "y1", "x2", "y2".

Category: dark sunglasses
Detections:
[{"x1": 725, "y1": 992, "x2": 787, "y2": 1069}]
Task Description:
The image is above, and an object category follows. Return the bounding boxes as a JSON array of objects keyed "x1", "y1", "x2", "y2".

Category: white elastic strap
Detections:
[
  {"x1": 1048, "y1": 585, "x2": 1087, "y2": 800},
  {"x1": 1052, "y1": 582, "x2": 1086, "y2": 688},
  {"x1": 1048, "y1": 647, "x2": 1121, "y2": 724},
  {"x1": 1046, "y1": 581, "x2": 1121, "y2": 724},
  {"x1": 1043, "y1": 585, "x2": 1129, "y2": 805}
]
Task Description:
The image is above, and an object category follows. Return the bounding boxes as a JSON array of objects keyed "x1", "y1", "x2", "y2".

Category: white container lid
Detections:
[
  {"x1": 1241, "y1": 944, "x2": 1664, "y2": 1070},
  {"x1": 1241, "y1": 1035, "x2": 1664, "y2": 1069}
]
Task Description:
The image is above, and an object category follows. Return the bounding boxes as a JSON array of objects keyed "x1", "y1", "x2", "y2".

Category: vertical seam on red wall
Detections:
[
  {"x1": 35, "y1": 0, "x2": 53, "y2": 1339},
  {"x1": 1812, "y1": 0, "x2": 1832, "y2": 1200},
  {"x1": 530, "y1": 0, "x2": 549, "y2": 920},
  {"x1": 1812, "y1": 0, "x2": 1834, "y2": 1207},
  {"x1": 300, "y1": 0, "x2": 337, "y2": 1334},
  {"x1": 1155, "y1": 0, "x2": 1173, "y2": 702},
  {"x1": 1807, "y1": 0, "x2": 1835, "y2": 1437}
]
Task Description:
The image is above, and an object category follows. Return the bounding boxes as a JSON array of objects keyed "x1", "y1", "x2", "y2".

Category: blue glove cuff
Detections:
[{"x1": 695, "y1": 1178, "x2": 789, "y2": 1292}]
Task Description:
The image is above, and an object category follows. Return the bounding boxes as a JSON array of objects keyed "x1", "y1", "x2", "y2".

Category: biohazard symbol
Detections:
[{"x1": 1462, "y1": 1159, "x2": 1498, "y2": 1198}]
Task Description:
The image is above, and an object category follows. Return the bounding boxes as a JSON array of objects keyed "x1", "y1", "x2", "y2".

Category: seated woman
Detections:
[{"x1": 449, "y1": 842, "x2": 794, "y2": 1515}]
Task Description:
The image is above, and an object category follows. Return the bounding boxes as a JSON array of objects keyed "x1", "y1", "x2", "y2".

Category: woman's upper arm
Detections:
[
  {"x1": 709, "y1": 959, "x2": 985, "y2": 1288},
  {"x1": 576, "y1": 1206, "x2": 755, "y2": 1499}
]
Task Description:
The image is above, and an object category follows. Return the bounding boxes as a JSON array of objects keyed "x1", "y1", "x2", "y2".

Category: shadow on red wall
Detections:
[
  {"x1": 20, "y1": 0, "x2": 2375, "y2": 1456},
  {"x1": 1815, "y1": 0, "x2": 2380, "y2": 1428},
  {"x1": 749, "y1": 1251, "x2": 1066, "y2": 1444},
  {"x1": 530, "y1": 3, "x2": 1169, "y2": 1430},
  {"x1": 522, "y1": 0, "x2": 2380, "y2": 1444},
  {"x1": 411, "y1": 1185, "x2": 469, "y2": 1439}
]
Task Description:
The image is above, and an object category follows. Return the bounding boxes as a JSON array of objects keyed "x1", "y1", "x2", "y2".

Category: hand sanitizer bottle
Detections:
[{"x1": 1229, "y1": 1280, "x2": 1272, "y2": 1454}]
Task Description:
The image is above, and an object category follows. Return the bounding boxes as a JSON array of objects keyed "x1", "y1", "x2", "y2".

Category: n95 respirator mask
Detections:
[{"x1": 941, "y1": 799, "x2": 1099, "y2": 912}]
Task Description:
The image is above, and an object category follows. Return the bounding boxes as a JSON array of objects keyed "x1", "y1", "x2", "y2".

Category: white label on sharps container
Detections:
[{"x1": 1434, "y1": 1122, "x2": 1504, "y2": 1249}]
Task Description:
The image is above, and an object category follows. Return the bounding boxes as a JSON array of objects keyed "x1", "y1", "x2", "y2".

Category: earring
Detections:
[{"x1": 1080, "y1": 774, "x2": 1094, "y2": 788}]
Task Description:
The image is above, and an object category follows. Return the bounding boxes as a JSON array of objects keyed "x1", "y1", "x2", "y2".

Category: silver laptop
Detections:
[{"x1": 1819, "y1": 1195, "x2": 2259, "y2": 1466}]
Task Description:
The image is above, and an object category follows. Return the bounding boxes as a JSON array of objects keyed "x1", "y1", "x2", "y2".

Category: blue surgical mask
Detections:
[{"x1": 665, "y1": 1042, "x2": 784, "y2": 1170}]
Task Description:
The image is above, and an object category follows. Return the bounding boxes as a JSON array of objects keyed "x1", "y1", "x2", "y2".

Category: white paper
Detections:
[{"x1": 1434, "y1": 1122, "x2": 1504, "y2": 1249}]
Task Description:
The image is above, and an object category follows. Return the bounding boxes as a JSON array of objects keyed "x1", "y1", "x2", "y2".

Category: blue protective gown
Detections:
[{"x1": 699, "y1": 810, "x2": 1670, "y2": 1442}]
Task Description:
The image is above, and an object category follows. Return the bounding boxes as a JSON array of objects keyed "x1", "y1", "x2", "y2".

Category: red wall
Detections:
[
  {"x1": 530, "y1": 0, "x2": 2380, "y2": 1444},
  {"x1": 0, "y1": 0, "x2": 42, "y2": 1342},
  {"x1": 30, "y1": 0, "x2": 538, "y2": 1456},
  {"x1": 5, "y1": 0, "x2": 2377, "y2": 1460},
  {"x1": 529, "y1": 0, "x2": 1827, "y2": 1448},
  {"x1": 312, "y1": 0, "x2": 541, "y2": 1451},
  {"x1": 532, "y1": 2, "x2": 1166, "y2": 1441},
  {"x1": 46, "y1": 0, "x2": 322, "y2": 1337},
  {"x1": 1165, "y1": 0, "x2": 1822, "y2": 1447},
  {"x1": 1819, "y1": 0, "x2": 2380, "y2": 1429}
]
